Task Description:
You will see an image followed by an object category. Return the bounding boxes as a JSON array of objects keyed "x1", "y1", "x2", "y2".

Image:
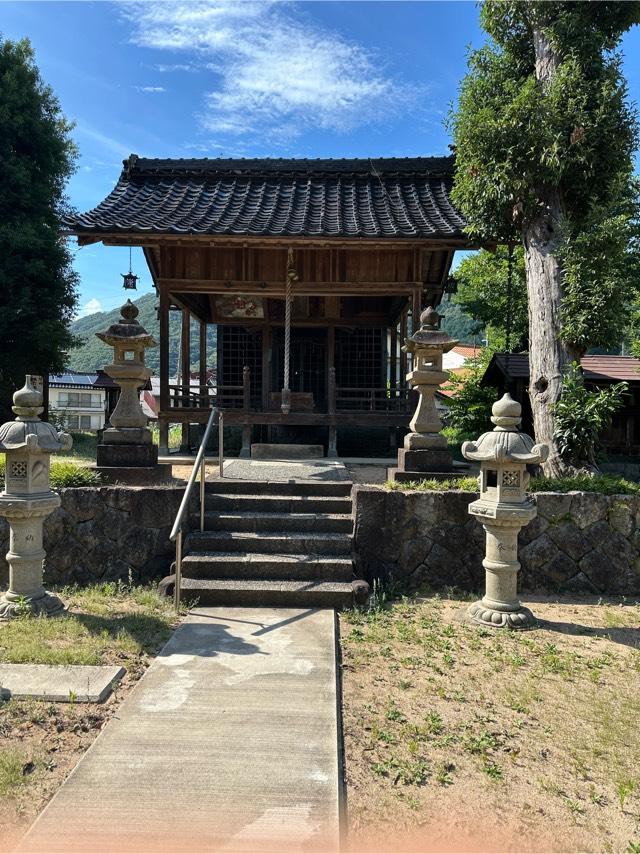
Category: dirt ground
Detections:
[
  {"x1": 0, "y1": 586, "x2": 180, "y2": 852},
  {"x1": 340, "y1": 595, "x2": 640, "y2": 854},
  {"x1": 0, "y1": 675, "x2": 142, "y2": 852}
]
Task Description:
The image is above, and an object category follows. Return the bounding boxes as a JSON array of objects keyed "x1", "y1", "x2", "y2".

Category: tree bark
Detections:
[
  {"x1": 523, "y1": 193, "x2": 579, "y2": 477},
  {"x1": 523, "y1": 27, "x2": 580, "y2": 477}
]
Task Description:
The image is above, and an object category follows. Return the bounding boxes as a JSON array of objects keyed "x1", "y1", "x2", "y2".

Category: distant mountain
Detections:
[
  {"x1": 66, "y1": 292, "x2": 217, "y2": 375},
  {"x1": 439, "y1": 297, "x2": 485, "y2": 346}
]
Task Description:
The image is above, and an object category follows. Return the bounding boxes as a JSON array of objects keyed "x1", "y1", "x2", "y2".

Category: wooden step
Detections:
[
  {"x1": 181, "y1": 551, "x2": 353, "y2": 582},
  {"x1": 180, "y1": 578, "x2": 354, "y2": 609}
]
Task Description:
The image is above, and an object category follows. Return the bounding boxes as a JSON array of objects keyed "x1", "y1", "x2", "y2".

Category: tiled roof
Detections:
[
  {"x1": 487, "y1": 353, "x2": 640, "y2": 383},
  {"x1": 64, "y1": 155, "x2": 466, "y2": 240}
]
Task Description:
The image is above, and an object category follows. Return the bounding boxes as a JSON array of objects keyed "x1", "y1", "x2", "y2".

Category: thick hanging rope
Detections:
[{"x1": 281, "y1": 247, "x2": 298, "y2": 414}]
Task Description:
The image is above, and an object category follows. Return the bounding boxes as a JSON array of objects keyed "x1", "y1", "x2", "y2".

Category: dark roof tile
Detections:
[{"x1": 65, "y1": 155, "x2": 466, "y2": 240}]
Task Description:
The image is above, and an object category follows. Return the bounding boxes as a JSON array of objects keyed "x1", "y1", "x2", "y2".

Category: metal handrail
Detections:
[{"x1": 169, "y1": 406, "x2": 224, "y2": 609}]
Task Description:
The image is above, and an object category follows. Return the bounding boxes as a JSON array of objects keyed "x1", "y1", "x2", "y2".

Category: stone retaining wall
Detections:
[
  {"x1": 0, "y1": 487, "x2": 194, "y2": 588},
  {"x1": 353, "y1": 486, "x2": 640, "y2": 595}
]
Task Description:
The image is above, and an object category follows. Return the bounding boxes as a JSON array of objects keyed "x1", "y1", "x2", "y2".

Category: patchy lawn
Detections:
[
  {"x1": 340, "y1": 595, "x2": 640, "y2": 853},
  {"x1": 0, "y1": 583, "x2": 181, "y2": 851}
]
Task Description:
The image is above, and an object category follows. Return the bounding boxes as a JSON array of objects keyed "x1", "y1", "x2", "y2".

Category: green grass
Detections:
[
  {"x1": 0, "y1": 748, "x2": 35, "y2": 797},
  {"x1": 384, "y1": 473, "x2": 640, "y2": 495},
  {"x1": 0, "y1": 456, "x2": 101, "y2": 487},
  {"x1": 0, "y1": 583, "x2": 180, "y2": 669}
]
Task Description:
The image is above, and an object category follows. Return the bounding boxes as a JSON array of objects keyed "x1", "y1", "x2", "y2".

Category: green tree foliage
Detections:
[
  {"x1": 559, "y1": 180, "x2": 640, "y2": 352},
  {"x1": 552, "y1": 363, "x2": 627, "y2": 468},
  {"x1": 449, "y1": 1, "x2": 640, "y2": 473},
  {"x1": 439, "y1": 296, "x2": 484, "y2": 345},
  {"x1": 0, "y1": 38, "x2": 78, "y2": 418},
  {"x1": 453, "y1": 247, "x2": 528, "y2": 352},
  {"x1": 442, "y1": 356, "x2": 497, "y2": 440}
]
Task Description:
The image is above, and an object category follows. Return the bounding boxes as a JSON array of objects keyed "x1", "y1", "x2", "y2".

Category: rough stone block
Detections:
[{"x1": 96, "y1": 443, "x2": 158, "y2": 468}]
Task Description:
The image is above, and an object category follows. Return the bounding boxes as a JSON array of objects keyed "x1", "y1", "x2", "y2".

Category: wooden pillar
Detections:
[
  {"x1": 159, "y1": 287, "x2": 170, "y2": 456},
  {"x1": 412, "y1": 288, "x2": 422, "y2": 332},
  {"x1": 389, "y1": 326, "x2": 397, "y2": 391},
  {"x1": 240, "y1": 365, "x2": 251, "y2": 458},
  {"x1": 180, "y1": 308, "x2": 190, "y2": 453},
  {"x1": 327, "y1": 325, "x2": 337, "y2": 458},
  {"x1": 199, "y1": 320, "x2": 207, "y2": 408},
  {"x1": 400, "y1": 309, "x2": 408, "y2": 385},
  {"x1": 262, "y1": 325, "x2": 271, "y2": 411}
]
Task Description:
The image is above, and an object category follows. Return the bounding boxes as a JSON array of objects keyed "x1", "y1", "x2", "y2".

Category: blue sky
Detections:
[{"x1": 2, "y1": 1, "x2": 639, "y2": 318}]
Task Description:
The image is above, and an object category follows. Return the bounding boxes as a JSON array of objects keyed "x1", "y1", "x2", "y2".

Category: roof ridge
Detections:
[{"x1": 122, "y1": 154, "x2": 455, "y2": 178}]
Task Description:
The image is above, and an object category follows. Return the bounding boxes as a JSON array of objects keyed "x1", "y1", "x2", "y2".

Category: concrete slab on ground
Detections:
[
  {"x1": 221, "y1": 458, "x2": 350, "y2": 482},
  {"x1": 18, "y1": 607, "x2": 343, "y2": 853},
  {"x1": 0, "y1": 664, "x2": 125, "y2": 703}
]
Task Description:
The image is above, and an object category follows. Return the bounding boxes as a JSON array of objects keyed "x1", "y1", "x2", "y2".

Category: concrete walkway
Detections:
[
  {"x1": 19, "y1": 608, "x2": 343, "y2": 853},
  {"x1": 220, "y1": 458, "x2": 351, "y2": 482}
]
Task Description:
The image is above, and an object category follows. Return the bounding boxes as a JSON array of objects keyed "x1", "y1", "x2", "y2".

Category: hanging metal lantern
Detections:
[{"x1": 121, "y1": 247, "x2": 138, "y2": 290}]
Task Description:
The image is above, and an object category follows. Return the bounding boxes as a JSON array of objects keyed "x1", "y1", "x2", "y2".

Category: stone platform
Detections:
[{"x1": 0, "y1": 664, "x2": 125, "y2": 703}]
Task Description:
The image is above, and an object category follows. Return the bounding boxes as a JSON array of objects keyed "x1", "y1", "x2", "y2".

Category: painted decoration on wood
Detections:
[{"x1": 216, "y1": 296, "x2": 264, "y2": 319}]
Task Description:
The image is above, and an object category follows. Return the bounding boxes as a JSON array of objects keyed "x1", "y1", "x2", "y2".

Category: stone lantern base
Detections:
[
  {"x1": 0, "y1": 589, "x2": 65, "y2": 620},
  {"x1": 464, "y1": 600, "x2": 536, "y2": 631}
]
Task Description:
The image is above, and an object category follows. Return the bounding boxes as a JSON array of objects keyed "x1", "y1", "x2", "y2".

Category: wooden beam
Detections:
[
  {"x1": 157, "y1": 278, "x2": 431, "y2": 296},
  {"x1": 74, "y1": 232, "x2": 472, "y2": 250}
]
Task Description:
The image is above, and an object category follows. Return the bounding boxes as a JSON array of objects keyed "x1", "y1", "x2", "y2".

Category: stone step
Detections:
[
  {"x1": 186, "y1": 531, "x2": 352, "y2": 556},
  {"x1": 181, "y1": 552, "x2": 354, "y2": 582},
  {"x1": 180, "y1": 578, "x2": 354, "y2": 609},
  {"x1": 204, "y1": 494, "x2": 353, "y2": 515},
  {"x1": 194, "y1": 512, "x2": 353, "y2": 534},
  {"x1": 205, "y1": 480, "x2": 352, "y2": 497}
]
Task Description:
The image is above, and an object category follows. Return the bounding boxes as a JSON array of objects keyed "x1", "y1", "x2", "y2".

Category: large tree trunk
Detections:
[
  {"x1": 523, "y1": 26, "x2": 581, "y2": 477},
  {"x1": 523, "y1": 195, "x2": 580, "y2": 477}
]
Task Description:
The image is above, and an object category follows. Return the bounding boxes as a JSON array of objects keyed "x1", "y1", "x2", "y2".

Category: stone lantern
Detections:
[
  {"x1": 390, "y1": 306, "x2": 459, "y2": 482},
  {"x1": 0, "y1": 376, "x2": 72, "y2": 619},
  {"x1": 462, "y1": 393, "x2": 548, "y2": 629},
  {"x1": 95, "y1": 299, "x2": 160, "y2": 474}
]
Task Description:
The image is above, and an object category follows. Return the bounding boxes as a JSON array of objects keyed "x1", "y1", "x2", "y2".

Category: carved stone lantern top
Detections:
[
  {"x1": 462, "y1": 394, "x2": 548, "y2": 516},
  {"x1": 0, "y1": 377, "x2": 71, "y2": 455},
  {"x1": 462, "y1": 393, "x2": 548, "y2": 465},
  {"x1": 96, "y1": 300, "x2": 157, "y2": 354},
  {"x1": 403, "y1": 307, "x2": 458, "y2": 355}
]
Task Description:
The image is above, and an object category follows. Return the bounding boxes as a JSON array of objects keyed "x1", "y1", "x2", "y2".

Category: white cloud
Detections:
[
  {"x1": 119, "y1": 1, "x2": 410, "y2": 142},
  {"x1": 153, "y1": 62, "x2": 197, "y2": 73},
  {"x1": 77, "y1": 298, "x2": 103, "y2": 318},
  {"x1": 75, "y1": 124, "x2": 131, "y2": 159},
  {"x1": 135, "y1": 85, "x2": 166, "y2": 93}
]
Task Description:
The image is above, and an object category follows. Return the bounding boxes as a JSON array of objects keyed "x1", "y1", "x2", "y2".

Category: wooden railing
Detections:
[
  {"x1": 167, "y1": 369, "x2": 412, "y2": 416},
  {"x1": 335, "y1": 386, "x2": 413, "y2": 413}
]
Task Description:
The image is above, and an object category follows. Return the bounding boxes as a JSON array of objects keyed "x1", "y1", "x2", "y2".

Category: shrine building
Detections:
[{"x1": 65, "y1": 155, "x2": 470, "y2": 456}]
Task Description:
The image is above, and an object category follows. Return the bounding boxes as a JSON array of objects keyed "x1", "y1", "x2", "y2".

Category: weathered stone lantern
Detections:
[
  {"x1": 95, "y1": 299, "x2": 162, "y2": 477},
  {"x1": 0, "y1": 376, "x2": 72, "y2": 619},
  {"x1": 462, "y1": 393, "x2": 548, "y2": 629},
  {"x1": 390, "y1": 306, "x2": 459, "y2": 482}
]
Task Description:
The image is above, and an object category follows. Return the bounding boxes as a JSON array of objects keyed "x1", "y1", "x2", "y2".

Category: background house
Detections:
[
  {"x1": 48, "y1": 372, "x2": 106, "y2": 431},
  {"x1": 481, "y1": 353, "x2": 640, "y2": 456}
]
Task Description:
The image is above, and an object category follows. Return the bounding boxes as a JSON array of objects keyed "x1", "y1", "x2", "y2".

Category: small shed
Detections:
[{"x1": 482, "y1": 353, "x2": 640, "y2": 455}]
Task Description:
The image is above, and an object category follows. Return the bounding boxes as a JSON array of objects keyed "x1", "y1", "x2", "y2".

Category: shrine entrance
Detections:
[{"x1": 271, "y1": 328, "x2": 328, "y2": 412}]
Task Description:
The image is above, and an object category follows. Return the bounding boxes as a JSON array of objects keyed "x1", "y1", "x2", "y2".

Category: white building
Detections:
[{"x1": 48, "y1": 373, "x2": 106, "y2": 432}]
